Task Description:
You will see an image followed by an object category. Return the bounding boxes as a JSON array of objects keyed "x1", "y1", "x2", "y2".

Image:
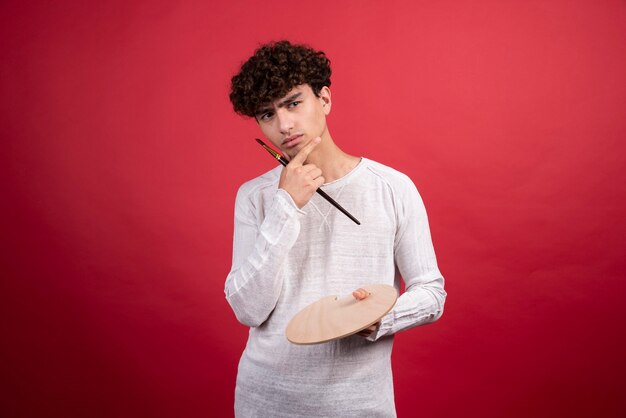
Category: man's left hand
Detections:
[{"x1": 352, "y1": 288, "x2": 379, "y2": 337}]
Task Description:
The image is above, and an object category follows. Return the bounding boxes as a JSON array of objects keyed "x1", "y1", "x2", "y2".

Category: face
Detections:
[{"x1": 255, "y1": 84, "x2": 331, "y2": 159}]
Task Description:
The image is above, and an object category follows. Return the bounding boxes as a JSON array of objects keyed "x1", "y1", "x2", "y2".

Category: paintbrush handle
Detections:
[
  {"x1": 280, "y1": 156, "x2": 360, "y2": 225},
  {"x1": 315, "y1": 188, "x2": 361, "y2": 225},
  {"x1": 256, "y1": 138, "x2": 360, "y2": 225}
]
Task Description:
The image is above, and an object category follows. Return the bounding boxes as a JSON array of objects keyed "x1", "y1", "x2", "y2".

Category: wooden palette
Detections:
[{"x1": 285, "y1": 284, "x2": 398, "y2": 345}]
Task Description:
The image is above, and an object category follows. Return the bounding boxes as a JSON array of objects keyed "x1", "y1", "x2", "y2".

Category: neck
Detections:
[{"x1": 306, "y1": 132, "x2": 360, "y2": 183}]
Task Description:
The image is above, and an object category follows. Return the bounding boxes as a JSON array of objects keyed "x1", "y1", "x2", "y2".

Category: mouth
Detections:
[{"x1": 282, "y1": 134, "x2": 304, "y2": 148}]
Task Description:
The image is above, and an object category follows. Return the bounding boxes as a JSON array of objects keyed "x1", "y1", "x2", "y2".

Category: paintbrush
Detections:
[{"x1": 255, "y1": 138, "x2": 361, "y2": 225}]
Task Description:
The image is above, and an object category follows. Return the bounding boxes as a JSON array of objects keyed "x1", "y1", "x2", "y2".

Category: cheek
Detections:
[
  {"x1": 259, "y1": 123, "x2": 277, "y2": 140},
  {"x1": 311, "y1": 107, "x2": 327, "y2": 131}
]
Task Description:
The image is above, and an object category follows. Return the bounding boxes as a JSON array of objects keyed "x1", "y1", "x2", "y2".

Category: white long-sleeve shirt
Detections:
[{"x1": 225, "y1": 158, "x2": 446, "y2": 417}]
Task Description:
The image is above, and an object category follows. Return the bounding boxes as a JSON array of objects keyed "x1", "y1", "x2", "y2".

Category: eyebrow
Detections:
[
  {"x1": 255, "y1": 92, "x2": 303, "y2": 117},
  {"x1": 278, "y1": 92, "x2": 302, "y2": 107}
]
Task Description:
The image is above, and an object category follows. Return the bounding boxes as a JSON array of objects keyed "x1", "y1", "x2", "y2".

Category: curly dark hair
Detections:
[{"x1": 229, "y1": 40, "x2": 332, "y2": 117}]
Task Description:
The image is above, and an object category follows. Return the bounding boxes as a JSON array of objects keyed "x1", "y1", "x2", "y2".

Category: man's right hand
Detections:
[{"x1": 278, "y1": 137, "x2": 324, "y2": 209}]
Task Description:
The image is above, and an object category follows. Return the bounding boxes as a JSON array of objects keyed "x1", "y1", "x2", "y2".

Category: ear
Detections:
[{"x1": 318, "y1": 86, "x2": 332, "y2": 115}]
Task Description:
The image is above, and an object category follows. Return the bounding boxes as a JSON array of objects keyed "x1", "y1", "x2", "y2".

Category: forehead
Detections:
[
  {"x1": 277, "y1": 84, "x2": 311, "y2": 100},
  {"x1": 262, "y1": 84, "x2": 312, "y2": 109}
]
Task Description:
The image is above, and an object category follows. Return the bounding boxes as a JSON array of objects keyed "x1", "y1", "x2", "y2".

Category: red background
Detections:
[{"x1": 2, "y1": 1, "x2": 625, "y2": 417}]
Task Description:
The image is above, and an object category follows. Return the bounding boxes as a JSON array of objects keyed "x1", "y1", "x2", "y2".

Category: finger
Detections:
[
  {"x1": 288, "y1": 165, "x2": 318, "y2": 178},
  {"x1": 305, "y1": 167, "x2": 323, "y2": 180},
  {"x1": 289, "y1": 137, "x2": 321, "y2": 166},
  {"x1": 300, "y1": 164, "x2": 319, "y2": 174},
  {"x1": 357, "y1": 324, "x2": 377, "y2": 336},
  {"x1": 312, "y1": 176, "x2": 325, "y2": 189},
  {"x1": 352, "y1": 288, "x2": 369, "y2": 300}
]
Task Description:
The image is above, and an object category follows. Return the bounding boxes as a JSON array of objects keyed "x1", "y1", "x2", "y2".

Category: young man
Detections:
[{"x1": 225, "y1": 40, "x2": 446, "y2": 417}]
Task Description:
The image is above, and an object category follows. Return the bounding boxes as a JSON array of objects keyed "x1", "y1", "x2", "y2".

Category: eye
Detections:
[
  {"x1": 287, "y1": 101, "x2": 301, "y2": 109},
  {"x1": 259, "y1": 111, "x2": 274, "y2": 121}
]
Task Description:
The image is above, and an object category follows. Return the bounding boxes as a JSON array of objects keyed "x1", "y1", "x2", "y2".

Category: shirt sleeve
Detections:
[
  {"x1": 367, "y1": 177, "x2": 446, "y2": 341},
  {"x1": 224, "y1": 187, "x2": 305, "y2": 327}
]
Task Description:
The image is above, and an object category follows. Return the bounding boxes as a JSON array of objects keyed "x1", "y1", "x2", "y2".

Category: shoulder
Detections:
[
  {"x1": 235, "y1": 166, "x2": 281, "y2": 202},
  {"x1": 361, "y1": 158, "x2": 417, "y2": 192},
  {"x1": 358, "y1": 159, "x2": 431, "y2": 236},
  {"x1": 360, "y1": 158, "x2": 425, "y2": 221},
  {"x1": 233, "y1": 166, "x2": 282, "y2": 224}
]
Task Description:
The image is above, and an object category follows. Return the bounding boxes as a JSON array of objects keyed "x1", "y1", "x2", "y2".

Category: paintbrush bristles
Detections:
[{"x1": 256, "y1": 138, "x2": 284, "y2": 161}]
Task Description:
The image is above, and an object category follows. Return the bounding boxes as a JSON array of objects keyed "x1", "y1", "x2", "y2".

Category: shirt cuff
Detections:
[
  {"x1": 275, "y1": 188, "x2": 307, "y2": 217},
  {"x1": 365, "y1": 310, "x2": 394, "y2": 342}
]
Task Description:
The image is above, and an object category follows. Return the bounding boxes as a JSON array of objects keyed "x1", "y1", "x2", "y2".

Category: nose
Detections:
[{"x1": 276, "y1": 109, "x2": 294, "y2": 135}]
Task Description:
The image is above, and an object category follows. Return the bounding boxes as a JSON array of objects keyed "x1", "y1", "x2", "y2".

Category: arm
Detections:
[
  {"x1": 366, "y1": 177, "x2": 446, "y2": 341},
  {"x1": 224, "y1": 138, "x2": 324, "y2": 327},
  {"x1": 224, "y1": 188, "x2": 303, "y2": 327}
]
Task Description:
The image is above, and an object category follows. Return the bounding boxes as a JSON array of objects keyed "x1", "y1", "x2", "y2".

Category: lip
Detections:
[{"x1": 282, "y1": 134, "x2": 304, "y2": 148}]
